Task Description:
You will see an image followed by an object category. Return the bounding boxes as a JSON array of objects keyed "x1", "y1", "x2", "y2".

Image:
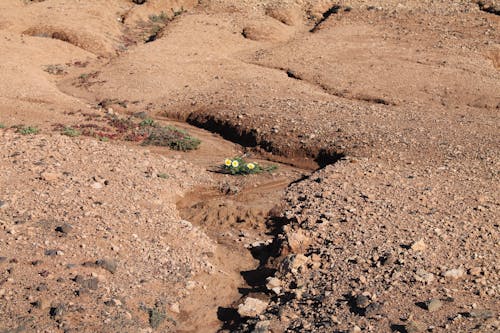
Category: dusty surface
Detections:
[{"x1": 0, "y1": 0, "x2": 499, "y2": 332}]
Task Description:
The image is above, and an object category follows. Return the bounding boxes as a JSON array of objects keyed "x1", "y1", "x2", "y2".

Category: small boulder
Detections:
[
  {"x1": 425, "y1": 298, "x2": 442, "y2": 312},
  {"x1": 96, "y1": 258, "x2": 117, "y2": 274},
  {"x1": 443, "y1": 268, "x2": 465, "y2": 279},
  {"x1": 238, "y1": 298, "x2": 269, "y2": 317}
]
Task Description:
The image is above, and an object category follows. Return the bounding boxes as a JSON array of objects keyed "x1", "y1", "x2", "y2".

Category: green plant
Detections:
[
  {"x1": 61, "y1": 127, "x2": 81, "y2": 137},
  {"x1": 157, "y1": 173, "x2": 169, "y2": 179},
  {"x1": 149, "y1": 12, "x2": 168, "y2": 23},
  {"x1": 139, "y1": 118, "x2": 156, "y2": 127},
  {"x1": 17, "y1": 126, "x2": 39, "y2": 135},
  {"x1": 0, "y1": 124, "x2": 5, "y2": 129},
  {"x1": 142, "y1": 125, "x2": 200, "y2": 151},
  {"x1": 222, "y1": 157, "x2": 276, "y2": 175},
  {"x1": 139, "y1": 301, "x2": 175, "y2": 329},
  {"x1": 148, "y1": 307, "x2": 166, "y2": 329}
]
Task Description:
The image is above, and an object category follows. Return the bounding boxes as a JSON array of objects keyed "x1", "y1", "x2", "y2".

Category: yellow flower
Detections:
[
  {"x1": 246, "y1": 163, "x2": 255, "y2": 170},
  {"x1": 224, "y1": 159, "x2": 232, "y2": 166},
  {"x1": 231, "y1": 160, "x2": 239, "y2": 168}
]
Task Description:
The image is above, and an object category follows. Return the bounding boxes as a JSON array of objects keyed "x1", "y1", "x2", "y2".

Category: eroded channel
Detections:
[{"x1": 149, "y1": 120, "x2": 312, "y2": 332}]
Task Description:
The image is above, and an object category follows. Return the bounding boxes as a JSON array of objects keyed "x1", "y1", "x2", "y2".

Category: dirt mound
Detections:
[{"x1": 0, "y1": 131, "x2": 219, "y2": 332}]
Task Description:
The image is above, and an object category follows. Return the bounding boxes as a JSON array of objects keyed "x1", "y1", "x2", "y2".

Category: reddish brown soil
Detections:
[{"x1": 0, "y1": 0, "x2": 498, "y2": 332}]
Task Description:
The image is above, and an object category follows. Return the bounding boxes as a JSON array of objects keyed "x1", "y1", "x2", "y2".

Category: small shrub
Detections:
[
  {"x1": 107, "y1": 115, "x2": 135, "y2": 133},
  {"x1": 17, "y1": 126, "x2": 40, "y2": 135},
  {"x1": 61, "y1": 127, "x2": 81, "y2": 137},
  {"x1": 139, "y1": 118, "x2": 156, "y2": 127},
  {"x1": 222, "y1": 157, "x2": 276, "y2": 175},
  {"x1": 43, "y1": 64, "x2": 66, "y2": 75},
  {"x1": 142, "y1": 126, "x2": 200, "y2": 151},
  {"x1": 0, "y1": 124, "x2": 5, "y2": 129},
  {"x1": 149, "y1": 12, "x2": 168, "y2": 23},
  {"x1": 148, "y1": 307, "x2": 166, "y2": 329}
]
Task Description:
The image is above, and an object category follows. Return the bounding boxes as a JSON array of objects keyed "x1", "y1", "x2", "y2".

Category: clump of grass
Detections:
[
  {"x1": 61, "y1": 126, "x2": 81, "y2": 137},
  {"x1": 142, "y1": 125, "x2": 200, "y2": 151},
  {"x1": 16, "y1": 126, "x2": 40, "y2": 135},
  {"x1": 0, "y1": 124, "x2": 5, "y2": 129},
  {"x1": 222, "y1": 157, "x2": 276, "y2": 175}
]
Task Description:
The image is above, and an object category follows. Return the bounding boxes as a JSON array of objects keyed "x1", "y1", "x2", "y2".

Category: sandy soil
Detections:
[{"x1": 0, "y1": 0, "x2": 498, "y2": 332}]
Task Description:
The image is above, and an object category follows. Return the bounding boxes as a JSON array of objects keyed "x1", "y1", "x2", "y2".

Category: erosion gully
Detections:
[{"x1": 148, "y1": 118, "x2": 314, "y2": 332}]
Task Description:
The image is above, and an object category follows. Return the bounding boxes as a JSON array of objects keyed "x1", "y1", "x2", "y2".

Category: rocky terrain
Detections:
[{"x1": 0, "y1": 0, "x2": 498, "y2": 332}]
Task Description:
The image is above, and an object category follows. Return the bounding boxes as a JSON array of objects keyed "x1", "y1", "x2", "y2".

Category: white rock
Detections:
[
  {"x1": 91, "y1": 182, "x2": 103, "y2": 189},
  {"x1": 411, "y1": 239, "x2": 427, "y2": 252},
  {"x1": 265, "y1": 277, "x2": 282, "y2": 290},
  {"x1": 444, "y1": 268, "x2": 465, "y2": 279},
  {"x1": 169, "y1": 302, "x2": 180, "y2": 314},
  {"x1": 237, "y1": 297, "x2": 269, "y2": 317}
]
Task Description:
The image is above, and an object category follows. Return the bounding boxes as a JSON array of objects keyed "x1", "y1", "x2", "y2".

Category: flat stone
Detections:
[
  {"x1": 381, "y1": 252, "x2": 396, "y2": 266},
  {"x1": 36, "y1": 284, "x2": 48, "y2": 292},
  {"x1": 91, "y1": 182, "x2": 103, "y2": 189},
  {"x1": 79, "y1": 278, "x2": 99, "y2": 290},
  {"x1": 365, "y1": 302, "x2": 382, "y2": 316},
  {"x1": 252, "y1": 320, "x2": 271, "y2": 333},
  {"x1": 287, "y1": 230, "x2": 311, "y2": 253},
  {"x1": 404, "y1": 320, "x2": 426, "y2": 333},
  {"x1": 467, "y1": 309, "x2": 494, "y2": 319},
  {"x1": 282, "y1": 254, "x2": 309, "y2": 274},
  {"x1": 34, "y1": 298, "x2": 50, "y2": 310},
  {"x1": 425, "y1": 298, "x2": 442, "y2": 312},
  {"x1": 41, "y1": 172, "x2": 62, "y2": 182},
  {"x1": 238, "y1": 297, "x2": 269, "y2": 317},
  {"x1": 96, "y1": 258, "x2": 117, "y2": 274},
  {"x1": 49, "y1": 304, "x2": 65, "y2": 318},
  {"x1": 55, "y1": 223, "x2": 73, "y2": 234},
  {"x1": 443, "y1": 268, "x2": 465, "y2": 279},
  {"x1": 44, "y1": 249, "x2": 59, "y2": 256},
  {"x1": 355, "y1": 295, "x2": 370, "y2": 308},
  {"x1": 411, "y1": 239, "x2": 427, "y2": 252},
  {"x1": 265, "y1": 277, "x2": 282, "y2": 290},
  {"x1": 169, "y1": 302, "x2": 180, "y2": 314},
  {"x1": 414, "y1": 269, "x2": 434, "y2": 283}
]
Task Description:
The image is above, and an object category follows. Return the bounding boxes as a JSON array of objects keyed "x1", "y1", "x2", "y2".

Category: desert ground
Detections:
[{"x1": 0, "y1": 0, "x2": 498, "y2": 332}]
